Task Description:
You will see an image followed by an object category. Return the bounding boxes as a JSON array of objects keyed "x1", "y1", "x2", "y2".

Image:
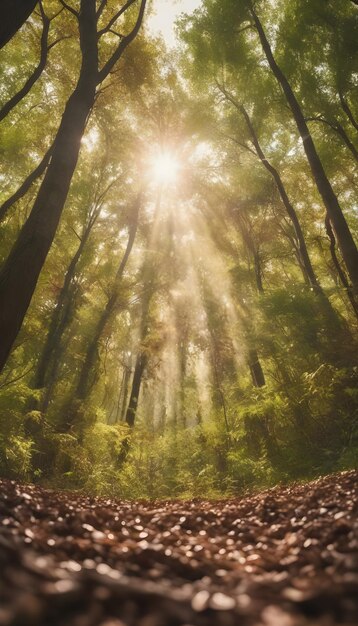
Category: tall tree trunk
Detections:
[
  {"x1": 250, "y1": 6, "x2": 358, "y2": 293},
  {"x1": 124, "y1": 352, "x2": 147, "y2": 427},
  {"x1": 0, "y1": 0, "x2": 38, "y2": 49},
  {"x1": 38, "y1": 292, "x2": 77, "y2": 412},
  {"x1": 333, "y1": 121, "x2": 358, "y2": 162},
  {"x1": 238, "y1": 97, "x2": 322, "y2": 292},
  {"x1": 109, "y1": 363, "x2": 131, "y2": 424},
  {"x1": 338, "y1": 89, "x2": 358, "y2": 133},
  {"x1": 119, "y1": 365, "x2": 131, "y2": 422},
  {"x1": 219, "y1": 85, "x2": 323, "y2": 291},
  {"x1": 236, "y1": 212, "x2": 264, "y2": 294},
  {"x1": 75, "y1": 296, "x2": 115, "y2": 401},
  {"x1": 306, "y1": 116, "x2": 358, "y2": 163},
  {"x1": 29, "y1": 221, "x2": 92, "y2": 408},
  {"x1": 117, "y1": 352, "x2": 147, "y2": 464},
  {"x1": 241, "y1": 111, "x2": 320, "y2": 291},
  {"x1": 248, "y1": 348, "x2": 266, "y2": 387},
  {"x1": 0, "y1": 0, "x2": 98, "y2": 373},
  {"x1": 75, "y1": 194, "x2": 141, "y2": 400},
  {"x1": 325, "y1": 215, "x2": 358, "y2": 318},
  {"x1": 239, "y1": 305, "x2": 267, "y2": 389},
  {"x1": 116, "y1": 261, "x2": 156, "y2": 463},
  {"x1": 178, "y1": 341, "x2": 187, "y2": 428}
]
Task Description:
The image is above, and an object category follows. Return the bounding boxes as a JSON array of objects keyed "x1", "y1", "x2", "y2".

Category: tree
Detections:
[
  {"x1": 0, "y1": 0, "x2": 147, "y2": 372},
  {"x1": 248, "y1": 2, "x2": 358, "y2": 293},
  {"x1": 179, "y1": 0, "x2": 358, "y2": 293}
]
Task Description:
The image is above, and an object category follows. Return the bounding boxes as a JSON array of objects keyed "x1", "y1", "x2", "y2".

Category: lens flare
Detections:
[{"x1": 150, "y1": 151, "x2": 180, "y2": 185}]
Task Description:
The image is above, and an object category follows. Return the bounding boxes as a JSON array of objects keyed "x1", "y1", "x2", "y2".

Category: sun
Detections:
[{"x1": 150, "y1": 150, "x2": 180, "y2": 186}]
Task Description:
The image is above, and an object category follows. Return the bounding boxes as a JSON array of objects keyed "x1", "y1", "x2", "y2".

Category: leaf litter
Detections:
[{"x1": 0, "y1": 470, "x2": 357, "y2": 625}]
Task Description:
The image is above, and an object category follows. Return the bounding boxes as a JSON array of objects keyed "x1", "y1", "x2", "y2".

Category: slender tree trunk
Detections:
[
  {"x1": 250, "y1": 6, "x2": 358, "y2": 293},
  {"x1": 239, "y1": 100, "x2": 322, "y2": 292},
  {"x1": 338, "y1": 90, "x2": 358, "y2": 133},
  {"x1": 211, "y1": 346, "x2": 230, "y2": 435},
  {"x1": 29, "y1": 224, "x2": 91, "y2": 406},
  {"x1": 306, "y1": 116, "x2": 358, "y2": 163},
  {"x1": 110, "y1": 364, "x2": 131, "y2": 424},
  {"x1": 76, "y1": 298, "x2": 114, "y2": 400},
  {"x1": 0, "y1": 6, "x2": 51, "y2": 122},
  {"x1": 75, "y1": 195, "x2": 141, "y2": 400},
  {"x1": 119, "y1": 365, "x2": 131, "y2": 421},
  {"x1": 334, "y1": 122, "x2": 358, "y2": 162},
  {"x1": 325, "y1": 215, "x2": 358, "y2": 318},
  {"x1": 236, "y1": 212, "x2": 264, "y2": 294},
  {"x1": 116, "y1": 262, "x2": 156, "y2": 462},
  {"x1": 125, "y1": 353, "x2": 147, "y2": 427},
  {"x1": 248, "y1": 348, "x2": 266, "y2": 387},
  {"x1": 178, "y1": 342, "x2": 187, "y2": 428},
  {"x1": 39, "y1": 293, "x2": 77, "y2": 412},
  {"x1": 0, "y1": 0, "x2": 38, "y2": 49},
  {"x1": 117, "y1": 352, "x2": 147, "y2": 464},
  {"x1": 220, "y1": 86, "x2": 322, "y2": 290},
  {"x1": 239, "y1": 306, "x2": 267, "y2": 389},
  {"x1": 278, "y1": 221, "x2": 311, "y2": 285},
  {"x1": 0, "y1": 144, "x2": 53, "y2": 224}
]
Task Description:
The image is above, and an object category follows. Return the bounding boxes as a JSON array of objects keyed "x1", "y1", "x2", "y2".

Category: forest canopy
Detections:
[{"x1": 0, "y1": 0, "x2": 357, "y2": 498}]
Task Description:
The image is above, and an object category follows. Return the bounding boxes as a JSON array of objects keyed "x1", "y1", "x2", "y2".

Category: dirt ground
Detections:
[{"x1": 0, "y1": 470, "x2": 357, "y2": 626}]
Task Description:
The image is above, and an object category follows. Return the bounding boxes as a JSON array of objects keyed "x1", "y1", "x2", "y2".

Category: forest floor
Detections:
[{"x1": 0, "y1": 471, "x2": 357, "y2": 626}]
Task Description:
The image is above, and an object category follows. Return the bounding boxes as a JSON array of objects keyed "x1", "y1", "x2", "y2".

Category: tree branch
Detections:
[
  {"x1": 96, "y1": 0, "x2": 107, "y2": 19},
  {"x1": 59, "y1": 0, "x2": 79, "y2": 17},
  {"x1": 97, "y1": 0, "x2": 147, "y2": 82},
  {"x1": 97, "y1": 0, "x2": 136, "y2": 36}
]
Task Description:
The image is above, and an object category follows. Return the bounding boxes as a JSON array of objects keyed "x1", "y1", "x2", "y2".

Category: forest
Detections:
[{"x1": 0, "y1": 0, "x2": 357, "y2": 500}]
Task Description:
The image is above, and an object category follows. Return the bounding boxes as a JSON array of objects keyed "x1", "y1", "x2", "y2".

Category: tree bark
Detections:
[
  {"x1": 248, "y1": 348, "x2": 266, "y2": 387},
  {"x1": 250, "y1": 6, "x2": 358, "y2": 293},
  {"x1": 0, "y1": 0, "x2": 38, "y2": 49},
  {"x1": 124, "y1": 352, "x2": 146, "y2": 427},
  {"x1": 117, "y1": 352, "x2": 146, "y2": 464}
]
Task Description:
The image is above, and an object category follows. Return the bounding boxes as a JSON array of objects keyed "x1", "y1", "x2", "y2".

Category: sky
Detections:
[{"x1": 148, "y1": 0, "x2": 202, "y2": 47}]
